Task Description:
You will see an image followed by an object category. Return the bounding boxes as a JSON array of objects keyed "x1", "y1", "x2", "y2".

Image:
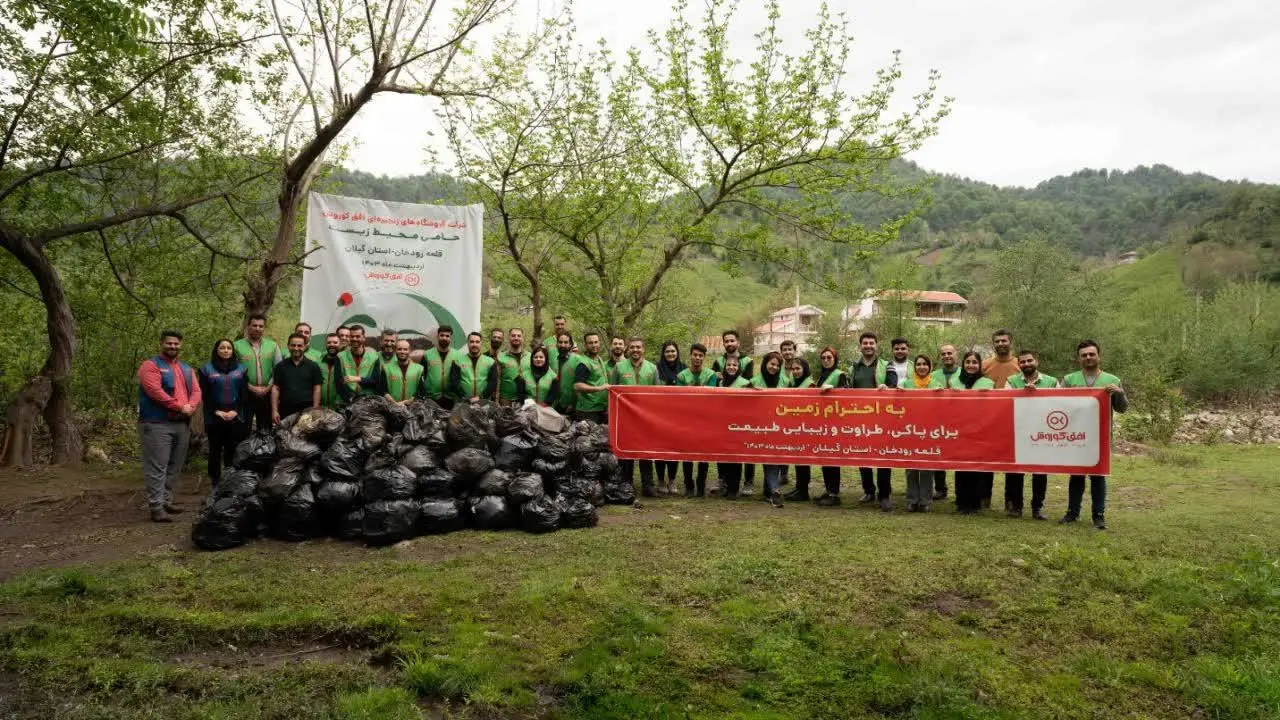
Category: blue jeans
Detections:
[{"x1": 763, "y1": 464, "x2": 785, "y2": 496}]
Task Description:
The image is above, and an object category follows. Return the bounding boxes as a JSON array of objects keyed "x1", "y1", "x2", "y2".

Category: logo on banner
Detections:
[
  {"x1": 1013, "y1": 396, "x2": 1099, "y2": 467},
  {"x1": 1045, "y1": 410, "x2": 1069, "y2": 431}
]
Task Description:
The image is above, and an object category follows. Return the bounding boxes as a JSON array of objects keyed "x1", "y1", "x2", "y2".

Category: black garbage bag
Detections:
[
  {"x1": 304, "y1": 464, "x2": 324, "y2": 487},
  {"x1": 363, "y1": 464, "x2": 416, "y2": 502},
  {"x1": 469, "y1": 495, "x2": 515, "y2": 531},
  {"x1": 399, "y1": 445, "x2": 439, "y2": 474},
  {"x1": 531, "y1": 457, "x2": 567, "y2": 479},
  {"x1": 362, "y1": 499, "x2": 419, "y2": 546},
  {"x1": 493, "y1": 405, "x2": 528, "y2": 437},
  {"x1": 275, "y1": 427, "x2": 321, "y2": 461},
  {"x1": 337, "y1": 508, "x2": 363, "y2": 539},
  {"x1": 192, "y1": 496, "x2": 254, "y2": 550},
  {"x1": 577, "y1": 454, "x2": 602, "y2": 479},
  {"x1": 596, "y1": 452, "x2": 620, "y2": 479},
  {"x1": 216, "y1": 467, "x2": 259, "y2": 498},
  {"x1": 424, "y1": 425, "x2": 449, "y2": 455},
  {"x1": 401, "y1": 416, "x2": 429, "y2": 444},
  {"x1": 571, "y1": 424, "x2": 610, "y2": 457},
  {"x1": 508, "y1": 472, "x2": 544, "y2": 505},
  {"x1": 318, "y1": 438, "x2": 365, "y2": 481},
  {"x1": 520, "y1": 495, "x2": 561, "y2": 533},
  {"x1": 418, "y1": 498, "x2": 467, "y2": 534},
  {"x1": 475, "y1": 469, "x2": 510, "y2": 496},
  {"x1": 603, "y1": 479, "x2": 636, "y2": 506},
  {"x1": 262, "y1": 457, "x2": 309, "y2": 500},
  {"x1": 273, "y1": 484, "x2": 319, "y2": 541},
  {"x1": 345, "y1": 397, "x2": 389, "y2": 448},
  {"x1": 445, "y1": 447, "x2": 495, "y2": 481},
  {"x1": 232, "y1": 430, "x2": 277, "y2": 472},
  {"x1": 316, "y1": 479, "x2": 360, "y2": 511},
  {"x1": 384, "y1": 433, "x2": 407, "y2": 459},
  {"x1": 559, "y1": 496, "x2": 600, "y2": 529},
  {"x1": 494, "y1": 432, "x2": 537, "y2": 472},
  {"x1": 416, "y1": 468, "x2": 460, "y2": 499},
  {"x1": 384, "y1": 400, "x2": 412, "y2": 432},
  {"x1": 414, "y1": 398, "x2": 447, "y2": 421},
  {"x1": 559, "y1": 474, "x2": 603, "y2": 506},
  {"x1": 362, "y1": 448, "x2": 400, "y2": 475},
  {"x1": 536, "y1": 431, "x2": 572, "y2": 462},
  {"x1": 446, "y1": 403, "x2": 496, "y2": 451},
  {"x1": 291, "y1": 407, "x2": 345, "y2": 443}
]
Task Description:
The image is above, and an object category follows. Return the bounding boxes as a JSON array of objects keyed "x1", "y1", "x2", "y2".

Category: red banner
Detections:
[{"x1": 608, "y1": 386, "x2": 1111, "y2": 475}]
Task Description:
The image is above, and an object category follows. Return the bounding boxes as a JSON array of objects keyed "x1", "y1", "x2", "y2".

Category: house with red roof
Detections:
[{"x1": 842, "y1": 289, "x2": 968, "y2": 331}]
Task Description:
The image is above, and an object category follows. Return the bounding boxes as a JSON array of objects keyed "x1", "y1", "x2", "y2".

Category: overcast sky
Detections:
[{"x1": 341, "y1": 0, "x2": 1280, "y2": 187}]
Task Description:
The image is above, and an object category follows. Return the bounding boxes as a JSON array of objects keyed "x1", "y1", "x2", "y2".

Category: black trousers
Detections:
[
  {"x1": 792, "y1": 465, "x2": 811, "y2": 489},
  {"x1": 1004, "y1": 473, "x2": 1047, "y2": 511},
  {"x1": 822, "y1": 466, "x2": 842, "y2": 495},
  {"x1": 743, "y1": 464, "x2": 755, "y2": 486},
  {"x1": 956, "y1": 471, "x2": 991, "y2": 512},
  {"x1": 683, "y1": 462, "x2": 709, "y2": 493},
  {"x1": 621, "y1": 459, "x2": 654, "y2": 489},
  {"x1": 246, "y1": 391, "x2": 272, "y2": 432},
  {"x1": 859, "y1": 467, "x2": 892, "y2": 499},
  {"x1": 206, "y1": 419, "x2": 247, "y2": 485},
  {"x1": 659, "y1": 460, "x2": 679, "y2": 481},
  {"x1": 717, "y1": 463, "x2": 743, "y2": 494},
  {"x1": 935, "y1": 470, "x2": 949, "y2": 495}
]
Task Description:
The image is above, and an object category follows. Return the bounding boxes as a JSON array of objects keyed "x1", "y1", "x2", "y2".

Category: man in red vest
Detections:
[{"x1": 136, "y1": 330, "x2": 202, "y2": 523}]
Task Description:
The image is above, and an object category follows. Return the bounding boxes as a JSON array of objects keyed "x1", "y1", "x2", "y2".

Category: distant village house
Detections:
[{"x1": 842, "y1": 289, "x2": 968, "y2": 331}]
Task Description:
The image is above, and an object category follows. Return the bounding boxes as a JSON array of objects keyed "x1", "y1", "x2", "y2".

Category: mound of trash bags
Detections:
[{"x1": 192, "y1": 402, "x2": 626, "y2": 551}]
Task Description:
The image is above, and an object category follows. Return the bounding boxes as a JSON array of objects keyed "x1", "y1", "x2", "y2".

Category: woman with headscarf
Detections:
[
  {"x1": 783, "y1": 358, "x2": 816, "y2": 501},
  {"x1": 752, "y1": 352, "x2": 789, "y2": 508},
  {"x1": 716, "y1": 355, "x2": 751, "y2": 499},
  {"x1": 517, "y1": 345, "x2": 560, "y2": 406},
  {"x1": 198, "y1": 338, "x2": 249, "y2": 489},
  {"x1": 654, "y1": 340, "x2": 686, "y2": 494},
  {"x1": 900, "y1": 354, "x2": 942, "y2": 512},
  {"x1": 954, "y1": 350, "x2": 996, "y2": 514},
  {"x1": 813, "y1": 347, "x2": 849, "y2": 507}
]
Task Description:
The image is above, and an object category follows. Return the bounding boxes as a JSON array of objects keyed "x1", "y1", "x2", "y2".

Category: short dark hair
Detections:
[
  {"x1": 721, "y1": 329, "x2": 739, "y2": 341},
  {"x1": 892, "y1": 337, "x2": 909, "y2": 347},
  {"x1": 508, "y1": 327, "x2": 523, "y2": 335},
  {"x1": 160, "y1": 329, "x2": 183, "y2": 341},
  {"x1": 611, "y1": 335, "x2": 625, "y2": 342},
  {"x1": 349, "y1": 324, "x2": 365, "y2": 334},
  {"x1": 336, "y1": 325, "x2": 349, "y2": 332},
  {"x1": 490, "y1": 327, "x2": 503, "y2": 336},
  {"x1": 380, "y1": 328, "x2": 397, "y2": 339},
  {"x1": 584, "y1": 331, "x2": 601, "y2": 342},
  {"x1": 690, "y1": 342, "x2": 708, "y2": 355},
  {"x1": 1077, "y1": 340, "x2": 1100, "y2": 354},
  {"x1": 287, "y1": 333, "x2": 306, "y2": 344},
  {"x1": 295, "y1": 321, "x2": 311, "y2": 332},
  {"x1": 467, "y1": 331, "x2": 483, "y2": 340},
  {"x1": 993, "y1": 329, "x2": 1012, "y2": 339},
  {"x1": 531, "y1": 345, "x2": 550, "y2": 362},
  {"x1": 556, "y1": 332, "x2": 573, "y2": 345},
  {"x1": 247, "y1": 313, "x2": 267, "y2": 324},
  {"x1": 325, "y1": 332, "x2": 340, "y2": 340},
  {"x1": 437, "y1": 324, "x2": 453, "y2": 335},
  {"x1": 779, "y1": 340, "x2": 796, "y2": 350},
  {"x1": 859, "y1": 332, "x2": 878, "y2": 343},
  {"x1": 553, "y1": 315, "x2": 567, "y2": 322},
  {"x1": 1016, "y1": 349, "x2": 1037, "y2": 359},
  {"x1": 627, "y1": 335, "x2": 644, "y2": 344}
]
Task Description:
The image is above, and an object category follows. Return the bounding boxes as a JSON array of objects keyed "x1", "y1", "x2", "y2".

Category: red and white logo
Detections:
[
  {"x1": 1045, "y1": 410, "x2": 1069, "y2": 431},
  {"x1": 404, "y1": 273, "x2": 421, "y2": 287}
]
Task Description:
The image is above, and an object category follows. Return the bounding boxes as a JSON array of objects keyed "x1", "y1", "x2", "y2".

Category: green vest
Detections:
[
  {"x1": 574, "y1": 355, "x2": 609, "y2": 412},
  {"x1": 496, "y1": 351, "x2": 530, "y2": 401},
  {"x1": 456, "y1": 353, "x2": 497, "y2": 400},
  {"x1": 304, "y1": 347, "x2": 325, "y2": 364},
  {"x1": 930, "y1": 367, "x2": 963, "y2": 389},
  {"x1": 612, "y1": 359, "x2": 658, "y2": 386},
  {"x1": 1007, "y1": 373, "x2": 1058, "y2": 389},
  {"x1": 724, "y1": 376, "x2": 752, "y2": 389},
  {"x1": 819, "y1": 369, "x2": 847, "y2": 388},
  {"x1": 383, "y1": 361, "x2": 425, "y2": 402},
  {"x1": 900, "y1": 373, "x2": 944, "y2": 389},
  {"x1": 233, "y1": 338, "x2": 280, "y2": 385},
  {"x1": 556, "y1": 354, "x2": 580, "y2": 410},
  {"x1": 676, "y1": 367, "x2": 718, "y2": 387},
  {"x1": 520, "y1": 368, "x2": 557, "y2": 404},
  {"x1": 850, "y1": 358, "x2": 888, "y2": 387},
  {"x1": 794, "y1": 377, "x2": 815, "y2": 389},
  {"x1": 751, "y1": 373, "x2": 792, "y2": 389},
  {"x1": 338, "y1": 349, "x2": 378, "y2": 396},
  {"x1": 421, "y1": 347, "x2": 463, "y2": 399},
  {"x1": 1061, "y1": 371, "x2": 1121, "y2": 389},
  {"x1": 712, "y1": 354, "x2": 754, "y2": 378},
  {"x1": 317, "y1": 354, "x2": 344, "y2": 408},
  {"x1": 964, "y1": 377, "x2": 996, "y2": 390}
]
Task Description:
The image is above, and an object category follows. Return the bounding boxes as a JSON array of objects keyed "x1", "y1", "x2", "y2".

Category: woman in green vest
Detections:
[
  {"x1": 654, "y1": 341, "x2": 686, "y2": 493},
  {"x1": 754, "y1": 352, "x2": 789, "y2": 508},
  {"x1": 517, "y1": 346, "x2": 560, "y2": 406},
  {"x1": 716, "y1": 356, "x2": 750, "y2": 499},
  {"x1": 900, "y1": 354, "x2": 942, "y2": 512},
  {"x1": 783, "y1": 358, "x2": 816, "y2": 501},
  {"x1": 814, "y1": 347, "x2": 849, "y2": 507},
  {"x1": 954, "y1": 351, "x2": 995, "y2": 514}
]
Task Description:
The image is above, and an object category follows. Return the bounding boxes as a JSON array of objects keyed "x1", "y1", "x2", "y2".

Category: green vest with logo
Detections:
[
  {"x1": 963, "y1": 377, "x2": 996, "y2": 390},
  {"x1": 712, "y1": 354, "x2": 754, "y2": 378},
  {"x1": 520, "y1": 368, "x2": 558, "y2": 404},
  {"x1": 316, "y1": 355, "x2": 344, "y2": 408},
  {"x1": 794, "y1": 377, "x2": 815, "y2": 389},
  {"x1": 850, "y1": 358, "x2": 888, "y2": 387},
  {"x1": 1007, "y1": 373, "x2": 1058, "y2": 389},
  {"x1": 676, "y1": 367, "x2": 718, "y2": 387},
  {"x1": 496, "y1": 351, "x2": 530, "y2": 401},
  {"x1": 820, "y1": 369, "x2": 847, "y2": 388},
  {"x1": 556, "y1": 354, "x2": 580, "y2": 410},
  {"x1": 1060, "y1": 371, "x2": 1121, "y2": 389},
  {"x1": 724, "y1": 376, "x2": 752, "y2": 389},
  {"x1": 751, "y1": 373, "x2": 792, "y2": 389},
  {"x1": 304, "y1": 347, "x2": 325, "y2": 364},
  {"x1": 930, "y1": 367, "x2": 963, "y2": 389},
  {"x1": 574, "y1": 355, "x2": 609, "y2": 412},
  {"x1": 612, "y1": 359, "x2": 658, "y2": 386},
  {"x1": 383, "y1": 361, "x2": 425, "y2": 402},
  {"x1": 456, "y1": 354, "x2": 497, "y2": 400},
  {"x1": 234, "y1": 338, "x2": 281, "y2": 385},
  {"x1": 338, "y1": 349, "x2": 378, "y2": 396},
  {"x1": 421, "y1": 347, "x2": 463, "y2": 399}
]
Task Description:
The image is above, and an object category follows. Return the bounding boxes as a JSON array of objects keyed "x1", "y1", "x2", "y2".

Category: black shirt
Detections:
[{"x1": 272, "y1": 357, "x2": 322, "y2": 417}]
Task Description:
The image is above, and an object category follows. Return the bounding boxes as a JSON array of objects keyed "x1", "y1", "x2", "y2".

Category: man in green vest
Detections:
[
  {"x1": 316, "y1": 332, "x2": 348, "y2": 409},
  {"x1": 711, "y1": 329, "x2": 754, "y2": 380},
  {"x1": 553, "y1": 332, "x2": 577, "y2": 413},
  {"x1": 613, "y1": 336, "x2": 659, "y2": 495},
  {"x1": 494, "y1": 327, "x2": 529, "y2": 405},
  {"x1": 422, "y1": 324, "x2": 463, "y2": 409},
  {"x1": 606, "y1": 336, "x2": 626, "y2": 377},
  {"x1": 297, "y1": 322, "x2": 324, "y2": 362},
  {"x1": 572, "y1": 332, "x2": 610, "y2": 423},
  {"x1": 1004, "y1": 349, "x2": 1057, "y2": 520},
  {"x1": 850, "y1": 332, "x2": 898, "y2": 511},
  {"x1": 374, "y1": 339, "x2": 425, "y2": 404},
  {"x1": 234, "y1": 313, "x2": 283, "y2": 432},
  {"x1": 339, "y1": 325, "x2": 379, "y2": 398},
  {"x1": 927, "y1": 343, "x2": 961, "y2": 502},
  {"x1": 449, "y1": 332, "x2": 499, "y2": 404},
  {"x1": 676, "y1": 342, "x2": 719, "y2": 497},
  {"x1": 543, "y1": 315, "x2": 568, "y2": 368},
  {"x1": 1059, "y1": 340, "x2": 1129, "y2": 530},
  {"x1": 336, "y1": 325, "x2": 351, "y2": 351}
]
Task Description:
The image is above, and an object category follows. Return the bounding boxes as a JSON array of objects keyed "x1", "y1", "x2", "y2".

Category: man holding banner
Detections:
[{"x1": 1059, "y1": 340, "x2": 1128, "y2": 530}]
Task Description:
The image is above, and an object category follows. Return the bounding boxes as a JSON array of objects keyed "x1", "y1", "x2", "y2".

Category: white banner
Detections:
[{"x1": 300, "y1": 193, "x2": 482, "y2": 347}]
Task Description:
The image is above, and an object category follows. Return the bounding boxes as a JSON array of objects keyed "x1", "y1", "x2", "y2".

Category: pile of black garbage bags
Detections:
[{"x1": 192, "y1": 398, "x2": 633, "y2": 551}]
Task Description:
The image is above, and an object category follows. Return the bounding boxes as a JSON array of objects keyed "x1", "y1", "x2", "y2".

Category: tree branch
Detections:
[
  {"x1": 166, "y1": 211, "x2": 252, "y2": 261},
  {"x1": 0, "y1": 29, "x2": 62, "y2": 173},
  {"x1": 98, "y1": 230, "x2": 156, "y2": 318}
]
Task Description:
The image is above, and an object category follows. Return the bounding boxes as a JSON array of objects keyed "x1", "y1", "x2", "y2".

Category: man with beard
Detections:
[
  {"x1": 296, "y1": 322, "x2": 323, "y2": 362},
  {"x1": 572, "y1": 332, "x2": 610, "y2": 423},
  {"x1": 234, "y1": 314, "x2": 282, "y2": 431},
  {"x1": 375, "y1": 339, "x2": 426, "y2": 404},
  {"x1": 607, "y1": 336, "x2": 626, "y2": 377},
  {"x1": 137, "y1": 330, "x2": 201, "y2": 523},
  {"x1": 888, "y1": 338, "x2": 911, "y2": 387},
  {"x1": 612, "y1": 337, "x2": 659, "y2": 496},
  {"x1": 316, "y1": 332, "x2": 348, "y2": 409},
  {"x1": 1059, "y1": 340, "x2": 1128, "y2": 530},
  {"x1": 676, "y1": 343, "x2": 719, "y2": 497},
  {"x1": 849, "y1": 332, "x2": 897, "y2": 511},
  {"x1": 779, "y1": 340, "x2": 809, "y2": 377},
  {"x1": 493, "y1": 327, "x2": 528, "y2": 405},
  {"x1": 339, "y1": 326, "x2": 378, "y2": 399},
  {"x1": 335, "y1": 325, "x2": 351, "y2": 351},
  {"x1": 450, "y1": 331, "x2": 499, "y2": 403},
  {"x1": 928, "y1": 343, "x2": 961, "y2": 502},
  {"x1": 271, "y1": 333, "x2": 322, "y2": 423},
  {"x1": 712, "y1": 329, "x2": 754, "y2": 379},
  {"x1": 543, "y1": 315, "x2": 568, "y2": 368},
  {"x1": 553, "y1": 332, "x2": 577, "y2": 413},
  {"x1": 422, "y1": 325, "x2": 464, "y2": 408},
  {"x1": 1004, "y1": 349, "x2": 1056, "y2": 520},
  {"x1": 983, "y1": 329, "x2": 1019, "y2": 388}
]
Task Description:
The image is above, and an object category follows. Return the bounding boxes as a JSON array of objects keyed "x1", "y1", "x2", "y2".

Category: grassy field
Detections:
[{"x1": 2, "y1": 445, "x2": 1278, "y2": 719}]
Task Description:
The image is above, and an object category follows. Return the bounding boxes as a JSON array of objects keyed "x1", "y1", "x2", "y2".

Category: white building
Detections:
[
  {"x1": 752, "y1": 304, "x2": 826, "y2": 354},
  {"x1": 843, "y1": 290, "x2": 968, "y2": 331}
]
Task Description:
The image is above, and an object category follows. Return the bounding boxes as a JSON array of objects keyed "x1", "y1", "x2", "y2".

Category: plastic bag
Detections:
[
  {"x1": 291, "y1": 407, "x2": 345, "y2": 443},
  {"x1": 338, "y1": 508, "x2": 363, "y2": 540},
  {"x1": 262, "y1": 457, "x2": 309, "y2": 500},
  {"x1": 445, "y1": 448, "x2": 495, "y2": 481},
  {"x1": 318, "y1": 438, "x2": 365, "y2": 481},
  {"x1": 384, "y1": 433, "x2": 407, "y2": 459},
  {"x1": 520, "y1": 495, "x2": 560, "y2": 533},
  {"x1": 418, "y1": 499, "x2": 467, "y2": 535},
  {"x1": 523, "y1": 403, "x2": 568, "y2": 434},
  {"x1": 559, "y1": 474, "x2": 603, "y2": 506},
  {"x1": 316, "y1": 479, "x2": 360, "y2": 511},
  {"x1": 345, "y1": 397, "x2": 389, "y2": 448},
  {"x1": 493, "y1": 405, "x2": 528, "y2": 437},
  {"x1": 362, "y1": 448, "x2": 400, "y2": 475},
  {"x1": 536, "y1": 431, "x2": 572, "y2": 462},
  {"x1": 362, "y1": 464, "x2": 416, "y2": 502},
  {"x1": 571, "y1": 423, "x2": 610, "y2": 458},
  {"x1": 507, "y1": 472, "x2": 544, "y2": 505},
  {"x1": 216, "y1": 467, "x2": 259, "y2": 498},
  {"x1": 191, "y1": 496, "x2": 256, "y2": 550},
  {"x1": 424, "y1": 425, "x2": 449, "y2": 455},
  {"x1": 275, "y1": 427, "x2": 321, "y2": 460},
  {"x1": 559, "y1": 496, "x2": 600, "y2": 529},
  {"x1": 603, "y1": 480, "x2": 636, "y2": 506},
  {"x1": 475, "y1": 469, "x2": 510, "y2": 496},
  {"x1": 401, "y1": 416, "x2": 429, "y2": 444},
  {"x1": 416, "y1": 468, "x2": 460, "y2": 499},
  {"x1": 232, "y1": 430, "x2": 277, "y2": 472},
  {"x1": 384, "y1": 401, "x2": 412, "y2": 432},
  {"x1": 596, "y1": 452, "x2": 620, "y2": 479},
  {"x1": 531, "y1": 457, "x2": 567, "y2": 479},
  {"x1": 446, "y1": 403, "x2": 496, "y2": 451},
  {"x1": 494, "y1": 432, "x2": 537, "y2": 472},
  {"x1": 469, "y1": 495, "x2": 514, "y2": 531},
  {"x1": 399, "y1": 445, "x2": 439, "y2": 474},
  {"x1": 362, "y1": 499, "x2": 420, "y2": 546},
  {"x1": 577, "y1": 454, "x2": 602, "y2": 479},
  {"x1": 273, "y1": 484, "x2": 319, "y2": 541}
]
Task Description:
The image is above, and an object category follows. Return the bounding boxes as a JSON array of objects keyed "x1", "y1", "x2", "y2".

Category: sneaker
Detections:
[
  {"x1": 164, "y1": 503, "x2": 184, "y2": 514},
  {"x1": 815, "y1": 494, "x2": 841, "y2": 507},
  {"x1": 1032, "y1": 509, "x2": 1048, "y2": 521},
  {"x1": 783, "y1": 487, "x2": 809, "y2": 502},
  {"x1": 150, "y1": 508, "x2": 173, "y2": 523},
  {"x1": 1058, "y1": 514, "x2": 1079, "y2": 524},
  {"x1": 906, "y1": 503, "x2": 918, "y2": 513},
  {"x1": 769, "y1": 491, "x2": 784, "y2": 508},
  {"x1": 879, "y1": 498, "x2": 894, "y2": 513},
  {"x1": 932, "y1": 491, "x2": 948, "y2": 501},
  {"x1": 1006, "y1": 508, "x2": 1023, "y2": 518},
  {"x1": 740, "y1": 483, "x2": 755, "y2": 495},
  {"x1": 858, "y1": 493, "x2": 875, "y2": 504},
  {"x1": 918, "y1": 504, "x2": 931, "y2": 513},
  {"x1": 1093, "y1": 516, "x2": 1107, "y2": 530}
]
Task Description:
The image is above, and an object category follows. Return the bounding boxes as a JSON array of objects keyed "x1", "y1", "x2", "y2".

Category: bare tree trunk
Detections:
[
  {"x1": 530, "y1": 280, "x2": 544, "y2": 342},
  {"x1": 0, "y1": 230, "x2": 82, "y2": 466}
]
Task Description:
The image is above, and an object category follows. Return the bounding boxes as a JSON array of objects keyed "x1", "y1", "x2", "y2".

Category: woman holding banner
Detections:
[
  {"x1": 814, "y1": 347, "x2": 850, "y2": 507},
  {"x1": 654, "y1": 341, "x2": 686, "y2": 495},
  {"x1": 900, "y1": 355, "x2": 943, "y2": 512},
  {"x1": 716, "y1": 356, "x2": 751, "y2": 499},
  {"x1": 783, "y1": 358, "x2": 815, "y2": 502},
  {"x1": 755, "y1": 352, "x2": 789, "y2": 508},
  {"x1": 954, "y1": 351, "x2": 995, "y2": 514}
]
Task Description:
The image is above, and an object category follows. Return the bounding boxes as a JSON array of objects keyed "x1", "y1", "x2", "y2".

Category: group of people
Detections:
[{"x1": 136, "y1": 317, "x2": 1126, "y2": 530}]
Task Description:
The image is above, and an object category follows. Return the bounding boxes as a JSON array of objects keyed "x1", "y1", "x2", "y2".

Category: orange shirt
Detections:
[{"x1": 982, "y1": 356, "x2": 1020, "y2": 389}]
